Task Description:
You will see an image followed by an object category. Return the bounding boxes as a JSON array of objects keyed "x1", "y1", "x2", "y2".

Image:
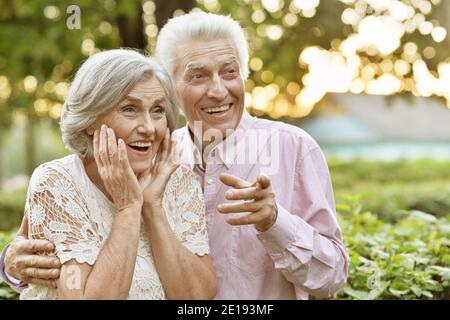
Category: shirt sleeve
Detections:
[
  {"x1": 25, "y1": 163, "x2": 102, "y2": 265},
  {"x1": 167, "y1": 166, "x2": 210, "y2": 256},
  {"x1": 256, "y1": 147, "x2": 349, "y2": 298}
]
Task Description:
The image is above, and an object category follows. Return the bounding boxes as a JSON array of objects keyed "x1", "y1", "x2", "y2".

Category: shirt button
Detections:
[{"x1": 207, "y1": 178, "x2": 214, "y2": 185}]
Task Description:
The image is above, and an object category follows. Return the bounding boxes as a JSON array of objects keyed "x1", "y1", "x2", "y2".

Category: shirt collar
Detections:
[
  {"x1": 216, "y1": 110, "x2": 254, "y2": 169},
  {"x1": 178, "y1": 110, "x2": 255, "y2": 169},
  {"x1": 177, "y1": 126, "x2": 202, "y2": 170}
]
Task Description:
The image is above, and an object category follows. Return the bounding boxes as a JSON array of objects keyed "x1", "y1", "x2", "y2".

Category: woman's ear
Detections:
[{"x1": 86, "y1": 126, "x2": 95, "y2": 136}]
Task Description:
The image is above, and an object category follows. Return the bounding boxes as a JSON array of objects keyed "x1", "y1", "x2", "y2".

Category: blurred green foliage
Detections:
[
  {"x1": 2, "y1": 122, "x2": 68, "y2": 181},
  {"x1": 330, "y1": 159, "x2": 450, "y2": 222},
  {"x1": 0, "y1": 231, "x2": 17, "y2": 300},
  {"x1": 336, "y1": 195, "x2": 450, "y2": 300},
  {"x1": 0, "y1": 189, "x2": 26, "y2": 231}
]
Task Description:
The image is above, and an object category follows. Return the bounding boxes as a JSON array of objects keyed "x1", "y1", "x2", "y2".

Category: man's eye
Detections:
[
  {"x1": 227, "y1": 69, "x2": 236, "y2": 73},
  {"x1": 153, "y1": 107, "x2": 165, "y2": 114},
  {"x1": 192, "y1": 74, "x2": 203, "y2": 79}
]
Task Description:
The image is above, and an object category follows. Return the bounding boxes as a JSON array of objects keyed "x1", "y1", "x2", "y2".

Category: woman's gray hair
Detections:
[
  {"x1": 155, "y1": 11, "x2": 249, "y2": 79},
  {"x1": 60, "y1": 48, "x2": 179, "y2": 158}
]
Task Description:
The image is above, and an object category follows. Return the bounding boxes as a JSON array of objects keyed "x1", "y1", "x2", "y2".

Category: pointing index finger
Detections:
[
  {"x1": 219, "y1": 173, "x2": 251, "y2": 189},
  {"x1": 257, "y1": 174, "x2": 271, "y2": 189}
]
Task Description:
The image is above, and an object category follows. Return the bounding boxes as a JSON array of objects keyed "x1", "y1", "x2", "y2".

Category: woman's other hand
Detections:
[{"x1": 139, "y1": 129, "x2": 180, "y2": 209}]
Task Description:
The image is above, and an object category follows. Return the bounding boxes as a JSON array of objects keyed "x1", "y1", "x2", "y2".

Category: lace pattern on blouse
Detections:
[{"x1": 20, "y1": 156, "x2": 209, "y2": 300}]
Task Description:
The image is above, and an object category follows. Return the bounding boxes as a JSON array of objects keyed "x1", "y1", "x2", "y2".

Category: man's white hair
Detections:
[
  {"x1": 60, "y1": 49, "x2": 179, "y2": 158},
  {"x1": 155, "y1": 11, "x2": 249, "y2": 79}
]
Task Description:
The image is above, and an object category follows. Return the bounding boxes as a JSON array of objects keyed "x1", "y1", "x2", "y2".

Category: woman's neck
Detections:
[{"x1": 82, "y1": 156, "x2": 113, "y2": 202}]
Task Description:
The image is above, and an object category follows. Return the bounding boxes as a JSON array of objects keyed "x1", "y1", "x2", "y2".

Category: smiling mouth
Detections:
[
  {"x1": 127, "y1": 141, "x2": 151, "y2": 152},
  {"x1": 202, "y1": 103, "x2": 232, "y2": 115}
]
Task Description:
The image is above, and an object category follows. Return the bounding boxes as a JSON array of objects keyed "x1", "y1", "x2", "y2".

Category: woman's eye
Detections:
[
  {"x1": 122, "y1": 106, "x2": 135, "y2": 113},
  {"x1": 192, "y1": 73, "x2": 203, "y2": 79}
]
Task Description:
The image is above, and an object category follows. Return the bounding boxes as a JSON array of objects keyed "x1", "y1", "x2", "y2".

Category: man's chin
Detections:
[
  {"x1": 188, "y1": 117, "x2": 241, "y2": 146},
  {"x1": 202, "y1": 124, "x2": 235, "y2": 140}
]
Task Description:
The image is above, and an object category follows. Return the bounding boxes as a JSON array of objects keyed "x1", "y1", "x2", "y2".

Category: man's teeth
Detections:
[
  {"x1": 203, "y1": 104, "x2": 231, "y2": 114},
  {"x1": 128, "y1": 142, "x2": 151, "y2": 147}
]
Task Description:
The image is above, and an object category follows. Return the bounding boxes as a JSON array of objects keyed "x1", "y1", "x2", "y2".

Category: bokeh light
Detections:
[
  {"x1": 247, "y1": 0, "x2": 450, "y2": 117},
  {"x1": 44, "y1": 6, "x2": 60, "y2": 20},
  {"x1": 23, "y1": 76, "x2": 37, "y2": 94}
]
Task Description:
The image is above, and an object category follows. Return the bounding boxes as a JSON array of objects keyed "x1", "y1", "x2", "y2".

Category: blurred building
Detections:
[{"x1": 300, "y1": 93, "x2": 450, "y2": 160}]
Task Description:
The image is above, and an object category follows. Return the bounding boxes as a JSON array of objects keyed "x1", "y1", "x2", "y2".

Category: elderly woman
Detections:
[{"x1": 20, "y1": 49, "x2": 217, "y2": 300}]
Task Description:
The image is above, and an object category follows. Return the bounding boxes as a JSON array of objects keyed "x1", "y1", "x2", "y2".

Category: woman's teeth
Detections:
[
  {"x1": 203, "y1": 104, "x2": 231, "y2": 114},
  {"x1": 128, "y1": 142, "x2": 151, "y2": 148},
  {"x1": 128, "y1": 142, "x2": 151, "y2": 152}
]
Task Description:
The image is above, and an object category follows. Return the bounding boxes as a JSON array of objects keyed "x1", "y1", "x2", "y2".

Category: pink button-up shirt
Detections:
[{"x1": 174, "y1": 111, "x2": 349, "y2": 300}]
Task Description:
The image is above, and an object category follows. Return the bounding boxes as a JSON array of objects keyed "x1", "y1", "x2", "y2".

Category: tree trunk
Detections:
[
  {"x1": 116, "y1": 1, "x2": 146, "y2": 49},
  {"x1": 115, "y1": 0, "x2": 195, "y2": 49},
  {"x1": 154, "y1": 0, "x2": 196, "y2": 30}
]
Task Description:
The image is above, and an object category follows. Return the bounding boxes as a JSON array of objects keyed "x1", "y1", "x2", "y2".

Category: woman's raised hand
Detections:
[
  {"x1": 139, "y1": 129, "x2": 180, "y2": 208},
  {"x1": 93, "y1": 125, "x2": 143, "y2": 211}
]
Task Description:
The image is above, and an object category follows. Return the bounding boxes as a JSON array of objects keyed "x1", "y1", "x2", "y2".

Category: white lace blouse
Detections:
[{"x1": 20, "y1": 154, "x2": 210, "y2": 300}]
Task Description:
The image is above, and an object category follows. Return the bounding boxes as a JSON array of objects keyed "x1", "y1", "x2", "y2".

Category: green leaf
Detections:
[
  {"x1": 0, "y1": 288, "x2": 14, "y2": 299},
  {"x1": 410, "y1": 285, "x2": 422, "y2": 297},
  {"x1": 342, "y1": 287, "x2": 369, "y2": 300},
  {"x1": 442, "y1": 254, "x2": 450, "y2": 265},
  {"x1": 408, "y1": 211, "x2": 437, "y2": 223},
  {"x1": 398, "y1": 245, "x2": 417, "y2": 253},
  {"x1": 427, "y1": 266, "x2": 450, "y2": 281},
  {"x1": 336, "y1": 203, "x2": 351, "y2": 212},
  {"x1": 388, "y1": 288, "x2": 410, "y2": 297},
  {"x1": 368, "y1": 282, "x2": 390, "y2": 300},
  {"x1": 391, "y1": 254, "x2": 415, "y2": 270}
]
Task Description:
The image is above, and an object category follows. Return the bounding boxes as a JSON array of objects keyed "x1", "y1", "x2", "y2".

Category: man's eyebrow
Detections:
[
  {"x1": 152, "y1": 97, "x2": 166, "y2": 105},
  {"x1": 185, "y1": 63, "x2": 205, "y2": 72},
  {"x1": 223, "y1": 58, "x2": 239, "y2": 65},
  {"x1": 184, "y1": 60, "x2": 238, "y2": 74}
]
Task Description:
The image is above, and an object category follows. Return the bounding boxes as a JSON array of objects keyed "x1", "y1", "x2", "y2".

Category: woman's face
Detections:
[{"x1": 91, "y1": 77, "x2": 168, "y2": 174}]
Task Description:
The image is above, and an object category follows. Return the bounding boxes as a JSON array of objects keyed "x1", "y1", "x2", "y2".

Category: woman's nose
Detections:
[{"x1": 137, "y1": 115, "x2": 155, "y2": 135}]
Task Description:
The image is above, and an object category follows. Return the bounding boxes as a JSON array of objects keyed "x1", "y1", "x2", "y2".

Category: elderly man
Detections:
[{"x1": 1, "y1": 12, "x2": 348, "y2": 299}]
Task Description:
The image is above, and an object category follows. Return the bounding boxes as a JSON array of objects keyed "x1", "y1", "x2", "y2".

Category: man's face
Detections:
[{"x1": 173, "y1": 38, "x2": 245, "y2": 142}]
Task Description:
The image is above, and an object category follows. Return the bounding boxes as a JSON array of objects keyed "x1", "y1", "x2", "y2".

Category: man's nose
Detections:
[{"x1": 207, "y1": 74, "x2": 227, "y2": 100}]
